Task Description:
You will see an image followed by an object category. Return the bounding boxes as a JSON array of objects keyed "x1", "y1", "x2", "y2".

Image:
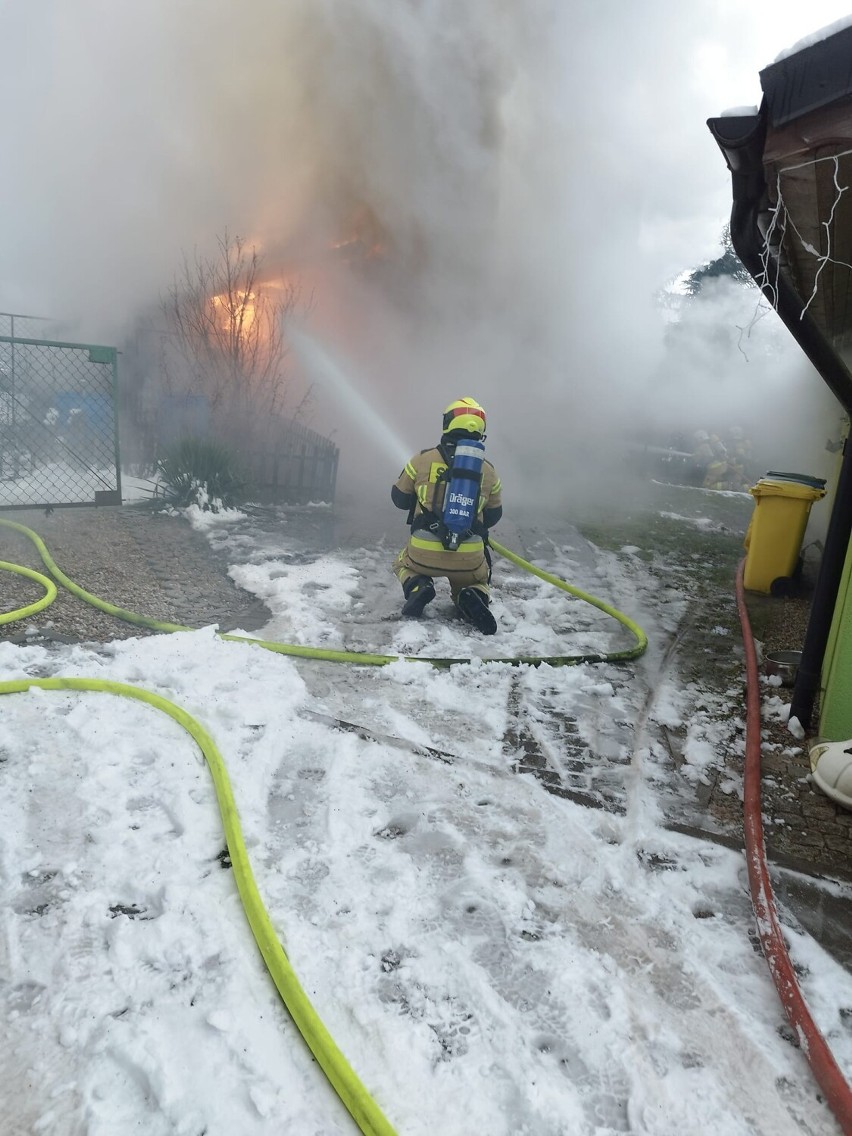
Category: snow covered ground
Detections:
[
  {"x1": 0, "y1": 464, "x2": 121, "y2": 508},
  {"x1": 2, "y1": 499, "x2": 851, "y2": 1135}
]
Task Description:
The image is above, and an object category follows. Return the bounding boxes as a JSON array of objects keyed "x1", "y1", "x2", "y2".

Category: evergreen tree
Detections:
[{"x1": 682, "y1": 225, "x2": 754, "y2": 294}]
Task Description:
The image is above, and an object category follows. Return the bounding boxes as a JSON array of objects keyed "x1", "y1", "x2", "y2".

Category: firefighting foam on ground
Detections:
[{"x1": 4, "y1": 6, "x2": 852, "y2": 1132}]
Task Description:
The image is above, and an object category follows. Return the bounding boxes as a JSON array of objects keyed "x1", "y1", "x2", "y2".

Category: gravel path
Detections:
[{"x1": 1, "y1": 504, "x2": 271, "y2": 644}]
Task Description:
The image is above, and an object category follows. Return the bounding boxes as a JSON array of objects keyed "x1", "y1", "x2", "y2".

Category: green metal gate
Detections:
[{"x1": 0, "y1": 314, "x2": 121, "y2": 509}]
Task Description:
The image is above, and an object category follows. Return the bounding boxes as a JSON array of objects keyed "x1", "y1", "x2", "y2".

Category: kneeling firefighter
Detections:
[{"x1": 391, "y1": 396, "x2": 503, "y2": 635}]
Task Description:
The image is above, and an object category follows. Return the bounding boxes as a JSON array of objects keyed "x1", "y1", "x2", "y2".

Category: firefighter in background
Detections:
[
  {"x1": 689, "y1": 430, "x2": 715, "y2": 485},
  {"x1": 391, "y1": 397, "x2": 503, "y2": 635},
  {"x1": 690, "y1": 428, "x2": 748, "y2": 490},
  {"x1": 703, "y1": 433, "x2": 731, "y2": 490},
  {"x1": 724, "y1": 425, "x2": 753, "y2": 490}
]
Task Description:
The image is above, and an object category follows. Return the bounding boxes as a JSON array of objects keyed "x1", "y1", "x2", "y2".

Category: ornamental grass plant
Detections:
[{"x1": 156, "y1": 437, "x2": 247, "y2": 511}]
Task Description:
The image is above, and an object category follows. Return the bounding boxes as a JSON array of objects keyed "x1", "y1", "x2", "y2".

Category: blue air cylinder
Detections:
[{"x1": 442, "y1": 439, "x2": 485, "y2": 550}]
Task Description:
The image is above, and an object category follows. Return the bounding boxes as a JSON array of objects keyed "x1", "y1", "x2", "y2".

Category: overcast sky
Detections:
[{"x1": 2, "y1": 1, "x2": 851, "y2": 497}]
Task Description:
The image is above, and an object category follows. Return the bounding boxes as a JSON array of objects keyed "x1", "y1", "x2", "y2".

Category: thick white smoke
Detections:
[{"x1": 1, "y1": 1, "x2": 849, "y2": 513}]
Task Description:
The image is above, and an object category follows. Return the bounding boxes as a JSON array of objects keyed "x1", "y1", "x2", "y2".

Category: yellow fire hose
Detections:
[
  {"x1": 0, "y1": 519, "x2": 647, "y2": 665},
  {"x1": 0, "y1": 559, "x2": 57, "y2": 624},
  {"x1": 0, "y1": 674, "x2": 396, "y2": 1136},
  {"x1": 0, "y1": 516, "x2": 648, "y2": 1134}
]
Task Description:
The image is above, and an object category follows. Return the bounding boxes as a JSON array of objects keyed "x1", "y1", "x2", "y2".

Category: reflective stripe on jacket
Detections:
[{"x1": 393, "y1": 446, "x2": 502, "y2": 524}]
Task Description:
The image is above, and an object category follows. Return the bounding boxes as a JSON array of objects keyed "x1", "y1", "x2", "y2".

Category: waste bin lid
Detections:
[
  {"x1": 764, "y1": 470, "x2": 827, "y2": 489},
  {"x1": 750, "y1": 477, "x2": 826, "y2": 500}
]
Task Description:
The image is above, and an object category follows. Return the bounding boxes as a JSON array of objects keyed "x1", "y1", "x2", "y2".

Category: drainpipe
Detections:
[{"x1": 707, "y1": 111, "x2": 852, "y2": 731}]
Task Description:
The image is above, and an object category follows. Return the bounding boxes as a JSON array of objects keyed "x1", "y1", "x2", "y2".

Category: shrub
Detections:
[{"x1": 156, "y1": 437, "x2": 247, "y2": 511}]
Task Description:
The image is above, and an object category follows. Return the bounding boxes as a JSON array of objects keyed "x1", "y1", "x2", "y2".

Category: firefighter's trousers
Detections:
[{"x1": 393, "y1": 530, "x2": 489, "y2": 599}]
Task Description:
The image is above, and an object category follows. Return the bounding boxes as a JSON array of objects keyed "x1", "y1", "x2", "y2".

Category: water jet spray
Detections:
[{"x1": 287, "y1": 326, "x2": 411, "y2": 470}]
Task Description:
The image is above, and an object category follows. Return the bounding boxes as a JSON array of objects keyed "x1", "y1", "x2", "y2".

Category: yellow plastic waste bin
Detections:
[{"x1": 743, "y1": 473, "x2": 826, "y2": 594}]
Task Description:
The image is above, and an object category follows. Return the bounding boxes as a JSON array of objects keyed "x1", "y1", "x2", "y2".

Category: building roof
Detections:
[
  {"x1": 709, "y1": 24, "x2": 852, "y2": 370},
  {"x1": 760, "y1": 23, "x2": 852, "y2": 127}
]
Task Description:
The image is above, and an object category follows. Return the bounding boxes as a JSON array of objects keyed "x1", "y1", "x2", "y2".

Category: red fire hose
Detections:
[{"x1": 736, "y1": 558, "x2": 852, "y2": 1133}]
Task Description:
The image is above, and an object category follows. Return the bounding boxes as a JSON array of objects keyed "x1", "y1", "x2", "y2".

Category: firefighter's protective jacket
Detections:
[{"x1": 391, "y1": 443, "x2": 502, "y2": 580}]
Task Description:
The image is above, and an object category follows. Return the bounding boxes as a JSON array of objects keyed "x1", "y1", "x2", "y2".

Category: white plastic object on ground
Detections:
[{"x1": 810, "y1": 739, "x2": 852, "y2": 811}]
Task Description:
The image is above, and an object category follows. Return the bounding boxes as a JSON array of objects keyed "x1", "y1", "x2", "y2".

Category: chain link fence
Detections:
[
  {"x1": 0, "y1": 313, "x2": 121, "y2": 509},
  {"x1": 119, "y1": 326, "x2": 340, "y2": 503}
]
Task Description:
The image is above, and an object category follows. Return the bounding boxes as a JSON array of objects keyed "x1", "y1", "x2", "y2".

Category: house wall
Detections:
[{"x1": 820, "y1": 531, "x2": 852, "y2": 741}]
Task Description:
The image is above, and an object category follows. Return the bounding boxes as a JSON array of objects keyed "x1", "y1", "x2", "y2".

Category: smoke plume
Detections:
[{"x1": 2, "y1": 1, "x2": 848, "y2": 512}]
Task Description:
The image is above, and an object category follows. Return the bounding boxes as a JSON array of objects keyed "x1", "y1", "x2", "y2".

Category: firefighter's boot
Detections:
[
  {"x1": 402, "y1": 575, "x2": 436, "y2": 618},
  {"x1": 456, "y1": 586, "x2": 497, "y2": 635}
]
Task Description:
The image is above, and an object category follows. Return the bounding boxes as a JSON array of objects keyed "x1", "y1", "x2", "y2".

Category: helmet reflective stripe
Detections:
[
  {"x1": 446, "y1": 404, "x2": 485, "y2": 423},
  {"x1": 442, "y1": 397, "x2": 486, "y2": 436}
]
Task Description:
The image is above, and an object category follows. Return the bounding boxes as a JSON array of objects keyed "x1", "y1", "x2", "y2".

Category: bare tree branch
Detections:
[{"x1": 161, "y1": 232, "x2": 312, "y2": 445}]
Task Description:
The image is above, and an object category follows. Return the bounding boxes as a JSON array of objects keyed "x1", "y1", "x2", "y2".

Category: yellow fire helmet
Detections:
[{"x1": 442, "y1": 396, "x2": 486, "y2": 436}]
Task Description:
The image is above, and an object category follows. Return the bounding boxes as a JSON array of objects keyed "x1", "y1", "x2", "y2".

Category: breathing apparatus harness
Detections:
[{"x1": 409, "y1": 434, "x2": 487, "y2": 551}]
